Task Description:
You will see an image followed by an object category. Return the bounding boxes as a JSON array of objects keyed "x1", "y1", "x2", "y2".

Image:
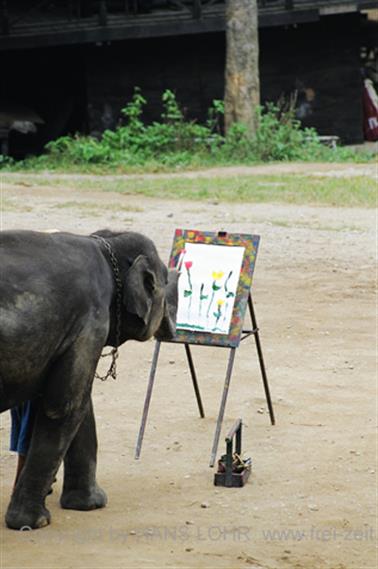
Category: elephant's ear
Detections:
[{"x1": 123, "y1": 255, "x2": 157, "y2": 325}]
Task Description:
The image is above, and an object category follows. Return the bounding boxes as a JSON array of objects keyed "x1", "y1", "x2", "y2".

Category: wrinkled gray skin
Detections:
[{"x1": 0, "y1": 229, "x2": 178, "y2": 530}]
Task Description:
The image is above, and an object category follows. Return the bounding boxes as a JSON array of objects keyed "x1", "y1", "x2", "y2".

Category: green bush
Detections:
[
  {"x1": 252, "y1": 103, "x2": 322, "y2": 161},
  {"x1": 0, "y1": 154, "x2": 14, "y2": 167},
  {"x1": 3, "y1": 88, "x2": 373, "y2": 171}
]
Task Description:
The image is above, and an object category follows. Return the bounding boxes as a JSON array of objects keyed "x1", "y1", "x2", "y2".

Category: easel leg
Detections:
[
  {"x1": 135, "y1": 341, "x2": 161, "y2": 459},
  {"x1": 184, "y1": 344, "x2": 205, "y2": 418},
  {"x1": 248, "y1": 295, "x2": 275, "y2": 426},
  {"x1": 209, "y1": 348, "x2": 236, "y2": 467}
]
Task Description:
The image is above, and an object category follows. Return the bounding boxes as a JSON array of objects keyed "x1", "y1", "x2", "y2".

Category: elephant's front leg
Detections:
[
  {"x1": 60, "y1": 398, "x2": 107, "y2": 511},
  {"x1": 5, "y1": 404, "x2": 87, "y2": 529},
  {"x1": 5, "y1": 325, "x2": 107, "y2": 530}
]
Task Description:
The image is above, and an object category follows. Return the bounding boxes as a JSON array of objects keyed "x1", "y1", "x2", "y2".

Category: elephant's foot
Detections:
[
  {"x1": 5, "y1": 501, "x2": 51, "y2": 530},
  {"x1": 60, "y1": 484, "x2": 107, "y2": 511}
]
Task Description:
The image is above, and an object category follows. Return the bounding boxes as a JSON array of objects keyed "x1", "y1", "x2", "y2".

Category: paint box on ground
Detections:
[
  {"x1": 213, "y1": 418, "x2": 252, "y2": 487},
  {"x1": 214, "y1": 455, "x2": 252, "y2": 487}
]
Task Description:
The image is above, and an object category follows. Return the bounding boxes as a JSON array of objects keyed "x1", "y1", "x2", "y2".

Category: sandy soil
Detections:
[{"x1": 0, "y1": 165, "x2": 376, "y2": 569}]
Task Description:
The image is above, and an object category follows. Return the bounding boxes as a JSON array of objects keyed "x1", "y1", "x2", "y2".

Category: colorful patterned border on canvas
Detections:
[{"x1": 167, "y1": 229, "x2": 260, "y2": 348}]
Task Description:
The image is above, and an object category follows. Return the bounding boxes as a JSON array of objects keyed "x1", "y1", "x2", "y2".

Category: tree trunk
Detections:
[{"x1": 224, "y1": 0, "x2": 260, "y2": 135}]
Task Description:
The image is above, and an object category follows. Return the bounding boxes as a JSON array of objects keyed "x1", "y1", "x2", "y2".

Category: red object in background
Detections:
[{"x1": 363, "y1": 79, "x2": 378, "y2": 141}]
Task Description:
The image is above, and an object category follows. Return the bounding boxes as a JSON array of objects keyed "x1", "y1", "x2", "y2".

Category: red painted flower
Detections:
[{"x1": 184, "y1": 261, "x2": 193, "y2": 270}]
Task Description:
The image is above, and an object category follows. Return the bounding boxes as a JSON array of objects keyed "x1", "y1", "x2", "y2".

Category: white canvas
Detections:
[{"x1": 176, "y1": 242, "x2": 245, "y2": 334}]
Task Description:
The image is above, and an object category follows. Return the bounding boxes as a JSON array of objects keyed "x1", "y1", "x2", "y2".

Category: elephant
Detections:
[{"x1": 0, "y1": 229, "x2": 178, "y2": 529}]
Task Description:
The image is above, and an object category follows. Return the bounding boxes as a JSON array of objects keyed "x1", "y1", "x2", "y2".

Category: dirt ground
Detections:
[{"x1": 0, "y1": 164, "x2": 376, "y2": 569}]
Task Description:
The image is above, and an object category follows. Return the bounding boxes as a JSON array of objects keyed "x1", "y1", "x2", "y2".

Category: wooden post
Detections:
[
  {"x1": 1, "y1": 0, "x2": 9, "y2": 35},
  {"x1": 98, "y1": 1, "x2": 108, "y2": 26}
]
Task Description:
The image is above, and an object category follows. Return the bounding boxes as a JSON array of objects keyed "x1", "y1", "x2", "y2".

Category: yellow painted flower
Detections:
[
  {"x1": 212, "y1": 271, "x2": 224, "y2": 280},
  {"x1": 217, "y1": 299, "x2": 225, "y2": 306}
]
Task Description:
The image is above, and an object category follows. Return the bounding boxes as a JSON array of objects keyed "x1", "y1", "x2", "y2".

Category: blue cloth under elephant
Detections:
[{"x1": 10, "y1": 401, "x2": 37, "y2": 456}]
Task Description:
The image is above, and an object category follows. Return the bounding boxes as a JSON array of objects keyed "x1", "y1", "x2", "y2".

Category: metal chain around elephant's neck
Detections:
[{"x1": 92, "y1": 235, "x2": 123, "y2": 381}]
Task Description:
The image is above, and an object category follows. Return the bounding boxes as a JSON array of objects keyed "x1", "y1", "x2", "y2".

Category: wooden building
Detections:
[{"x1": 0, "y1": 1, "x2": 376, "y2": 156}]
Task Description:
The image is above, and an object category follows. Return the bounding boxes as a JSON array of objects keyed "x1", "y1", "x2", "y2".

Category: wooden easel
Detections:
[{"x1": 135, "y1": 293, "x2": 275, "y2": 467}]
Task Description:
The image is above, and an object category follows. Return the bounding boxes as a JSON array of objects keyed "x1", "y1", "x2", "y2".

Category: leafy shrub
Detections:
[
  {"x1": 0, "y1": 154, "x2": 14, "y2": 167},
  {"x1": 2, "y1": 88, "x2": 372, "y2": 171},
  {"x1": 46, "y1": 135, "x2": 111, "y2": 164},
  {"x1": 252, "y1": 103, "x2": 321, "y2": 161}
]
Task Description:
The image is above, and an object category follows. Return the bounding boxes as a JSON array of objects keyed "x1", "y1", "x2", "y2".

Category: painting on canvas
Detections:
[{"x1": 176, "y1": 242, "x2": 245, "y2": 334}]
